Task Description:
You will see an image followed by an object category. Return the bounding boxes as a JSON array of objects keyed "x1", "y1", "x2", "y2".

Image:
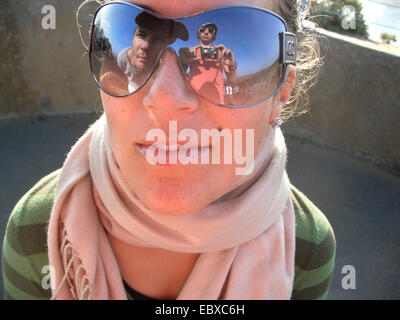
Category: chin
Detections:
[
  {"x1": 136, "y1": 179, "x2": 211, "y2": 216},
  {"x1": 147, "y1": 202, "x2": 200, "y2": 216},
  {"x1": 141, "y1": 192, "x2": 206, "y2": 216},
  {"x1": 122, "y1": 158, "x2": 235, "y2": 216}
]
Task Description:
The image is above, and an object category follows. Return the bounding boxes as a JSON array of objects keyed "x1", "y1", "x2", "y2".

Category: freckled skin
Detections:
[{"x1": 102, "y1": 0, "x2": 295, "y2": 216}]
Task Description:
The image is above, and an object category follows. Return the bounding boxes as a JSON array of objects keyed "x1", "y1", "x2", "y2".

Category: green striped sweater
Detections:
[{"x1": 2, "y1": 169, "x2": 336, "y2": 300}]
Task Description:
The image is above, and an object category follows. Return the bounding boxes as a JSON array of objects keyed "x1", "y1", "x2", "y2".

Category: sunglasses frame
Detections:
[{"x1": 88, "y1": 1, "x2": 297, "y2": 108}]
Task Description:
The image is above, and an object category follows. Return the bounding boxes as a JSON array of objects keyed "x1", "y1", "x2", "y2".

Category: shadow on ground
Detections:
[{"x1": 1, "y1": 113, "x2": 399, "y2": 299}]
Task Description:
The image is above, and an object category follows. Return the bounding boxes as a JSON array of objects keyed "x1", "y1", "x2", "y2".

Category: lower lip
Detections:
[{"x1": 136, "y1": 144, "x2": 211, "y2": 167}]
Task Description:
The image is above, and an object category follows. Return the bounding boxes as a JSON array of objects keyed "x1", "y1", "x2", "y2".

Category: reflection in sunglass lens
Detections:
[
  {"x1": 90, "y1": 4, "x2": 170, "y2": 97},
  {"x1": 89, "y1": 3, "x2": 291, "y2": 107}
]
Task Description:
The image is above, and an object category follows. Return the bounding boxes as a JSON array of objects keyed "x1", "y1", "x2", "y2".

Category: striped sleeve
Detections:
[
  {"x1": 3, "y1": 170, "x2": 336, "y2": 300},
  {"x1": 290, "y1": 185, "x2": 336, "y2": 300},
  {"x1": 1, "y1": 169, "x2": 136, "y2": 300},
  {"x1": 2, "y1": 170, "x2": 61, "y2": 300}
]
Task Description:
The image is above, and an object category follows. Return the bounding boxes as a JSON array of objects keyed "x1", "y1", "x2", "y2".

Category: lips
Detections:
[{"x1": 136, "y1": 142, "x2": 211, "y2": 166}]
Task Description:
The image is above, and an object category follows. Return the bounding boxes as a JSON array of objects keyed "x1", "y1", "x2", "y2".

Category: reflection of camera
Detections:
[{"x1": 201, "y1": 47, "x2": 219, "y2": 60}]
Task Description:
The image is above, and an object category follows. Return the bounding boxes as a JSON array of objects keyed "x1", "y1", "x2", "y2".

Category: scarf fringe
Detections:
[{"x1": 51, "y1": 223, "x2": 92, "y2": 300}]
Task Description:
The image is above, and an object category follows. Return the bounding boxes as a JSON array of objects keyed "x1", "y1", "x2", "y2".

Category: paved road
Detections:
[{"x1": 1, "y1": 113, "x2": 399, "y2": 300}]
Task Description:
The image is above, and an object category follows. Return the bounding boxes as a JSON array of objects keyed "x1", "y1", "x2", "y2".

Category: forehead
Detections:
[{"x1": 122, "y1": 0, "x2": 276, "y2": 17}]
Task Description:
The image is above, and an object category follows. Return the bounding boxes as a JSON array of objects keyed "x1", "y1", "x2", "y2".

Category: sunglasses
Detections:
[
  {"x1": 199, "y1": 27, "x2": 216, "y2": 34},
  {"x1": 89, "y1": 2, "x2": 296, "y2": 108}
]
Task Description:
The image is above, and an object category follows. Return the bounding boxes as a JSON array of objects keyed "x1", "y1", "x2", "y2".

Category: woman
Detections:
[{"x1": 2, "y1": 0, "x2": 335, "y2": 300}]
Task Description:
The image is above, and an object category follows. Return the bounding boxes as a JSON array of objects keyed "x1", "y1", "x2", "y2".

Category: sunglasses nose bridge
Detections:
[
  {"x1": 153, "y1": 46, "x2": 178, "y2": 63},
  {"x1": 164, "y1": 46, "x2": 178, "y2": 56},
  {"x1": 143, "y1": 47, "x2": 199, "y2": 112},
  {"x1": 155, "y1": 46, "x2": 191, "y2": 84}
]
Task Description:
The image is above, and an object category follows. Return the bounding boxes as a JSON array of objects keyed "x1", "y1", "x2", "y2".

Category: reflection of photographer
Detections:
[
  {"x1": 179, "y1": 23, "x2": 236, "y2": 81},
  {"x1": 178, "y1": 22, "x2": 237, "y2": 103}
]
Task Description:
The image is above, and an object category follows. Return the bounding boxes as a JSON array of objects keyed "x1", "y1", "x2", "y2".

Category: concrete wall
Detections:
[
  {"x1": 283, "y1": 28, "x2": 400, "y2": 173},
  {"x1": 1, "y1": 1, "x2": 399, "y2": 172},
  {"x1": 0, "y1": 0, "x2": 99, "y2": 116}
]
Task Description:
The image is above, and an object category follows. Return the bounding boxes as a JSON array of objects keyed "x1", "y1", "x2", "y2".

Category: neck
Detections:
[{"x1": 200, "y1": 41, "x2": 212, "y2": 46}]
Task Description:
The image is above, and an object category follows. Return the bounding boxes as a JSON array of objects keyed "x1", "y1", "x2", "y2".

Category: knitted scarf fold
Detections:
[{"x1": 48, "y1": 114, "x2": 295, "y2": 300}]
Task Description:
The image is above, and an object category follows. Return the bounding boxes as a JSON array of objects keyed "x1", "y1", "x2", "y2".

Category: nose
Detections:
[
  {"x1": 142, "y1": 49, "x2": 199, "y2": 114},
  {"x1": 141, "y1": 40, "x2": 150, "y2": 50}
]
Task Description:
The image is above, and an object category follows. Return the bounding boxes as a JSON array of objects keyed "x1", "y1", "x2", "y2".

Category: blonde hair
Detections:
[
  {"x1": 77, "y1": 0, "x2": 323, "y2": 120},
  {"x1": 277, "y1": 0, "x2": 323, "y2": 120}
]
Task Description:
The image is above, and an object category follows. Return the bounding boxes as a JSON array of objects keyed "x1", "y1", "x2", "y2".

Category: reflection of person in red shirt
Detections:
[{"x1": 179, "y1": 23, "x2": 237, "y2": 104}]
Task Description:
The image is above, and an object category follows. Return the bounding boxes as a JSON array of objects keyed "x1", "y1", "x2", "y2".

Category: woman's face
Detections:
[{"x1": 102, "y1": 0, "x2": 293, "y2": 215}]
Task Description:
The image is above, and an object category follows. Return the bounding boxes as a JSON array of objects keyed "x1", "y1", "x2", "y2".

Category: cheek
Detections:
[
  {"x1": 243, "y1": 109, "x2": 270, "y2": 155},
  {"x1": 102, "y1": 93, "x2": 123, "y2": 134},
  {"x1": 101, "y1": 91, "x2": 138, "y2": 129},
  {"x1": 212, "y1": 102, "x2": 271, "y2": 138},
  {"x1": 101, "y1": 93, "x2": 136, "y2": 157},
  {"x1": 237, "y1": 102, "x2": 272, "y2": 153}
]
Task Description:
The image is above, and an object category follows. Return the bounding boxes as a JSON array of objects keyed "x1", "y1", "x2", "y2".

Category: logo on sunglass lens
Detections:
[{"x1": 286, "y1": 41, "x2": 295, "y2": 57}]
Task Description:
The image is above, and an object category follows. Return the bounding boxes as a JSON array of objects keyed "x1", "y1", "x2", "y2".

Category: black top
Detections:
[{"x1": 123, "y1": 280, "x2": 157, "y2": 300}]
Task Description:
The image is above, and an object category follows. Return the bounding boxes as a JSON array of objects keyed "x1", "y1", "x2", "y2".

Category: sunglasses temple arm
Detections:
[{"x1": 279, "y1": 32, "x2": 296, "y2": 66}]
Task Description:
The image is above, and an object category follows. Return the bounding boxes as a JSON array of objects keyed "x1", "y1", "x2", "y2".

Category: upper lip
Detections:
[
  {"x1": 137, "y1": 143, "x2": 210, "y2": 150},
  {"x1": 136, "y1": 138, "x2": 210, "y2": 150}
]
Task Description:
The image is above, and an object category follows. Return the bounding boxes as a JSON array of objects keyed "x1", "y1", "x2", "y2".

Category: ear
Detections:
[{"x1": 269, "y1": 65, "x2": 296, "y2": 124}]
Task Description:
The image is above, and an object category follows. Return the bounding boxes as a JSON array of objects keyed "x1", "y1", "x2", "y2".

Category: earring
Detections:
[{"x1": 271, "y1": 117, "x2": 283, "y2": 128}]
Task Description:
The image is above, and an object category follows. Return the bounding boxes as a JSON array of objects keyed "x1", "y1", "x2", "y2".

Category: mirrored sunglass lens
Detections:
[
  {"x1": 90, "y1": 3, "x2": 171, "y2": 96},
  {"x1": 171, "y1": 7, "x2": 286, "y2": 107},
  {"x1": 90, "y1": 4, "x2": 286, "y2": 107}
]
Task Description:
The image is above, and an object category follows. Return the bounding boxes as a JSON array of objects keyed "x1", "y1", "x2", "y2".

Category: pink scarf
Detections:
[{"x1": 48, "y1": 114, "x2": 295, "y2": 299}]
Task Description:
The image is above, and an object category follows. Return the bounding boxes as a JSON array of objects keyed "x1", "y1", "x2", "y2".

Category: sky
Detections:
[{"x1": 359, "y1": 0, "x2": 400, "y2": 46}]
